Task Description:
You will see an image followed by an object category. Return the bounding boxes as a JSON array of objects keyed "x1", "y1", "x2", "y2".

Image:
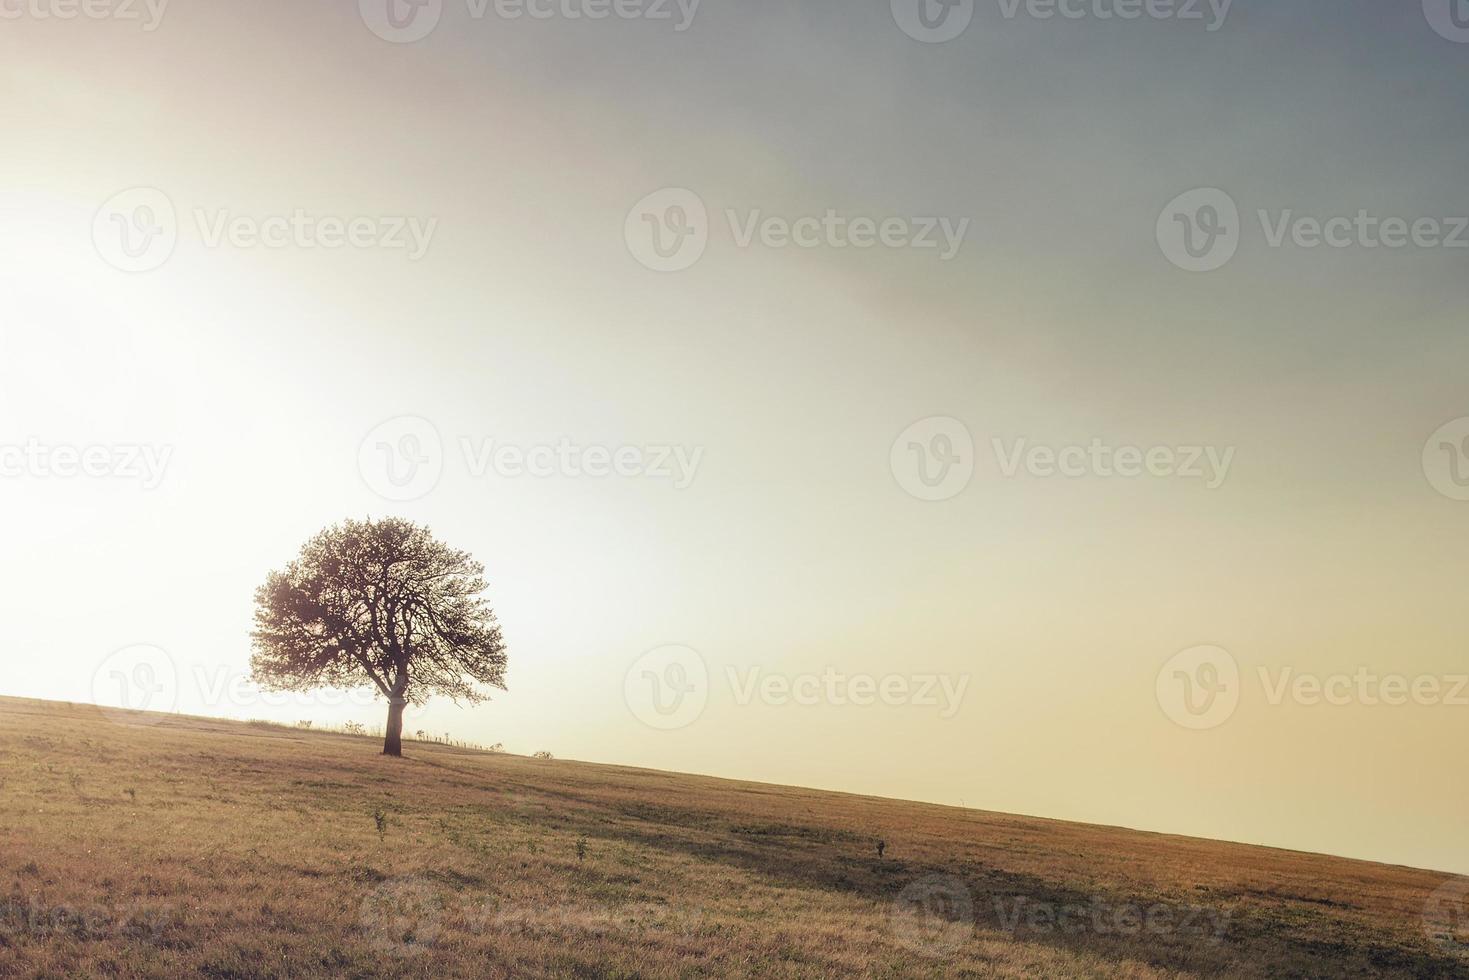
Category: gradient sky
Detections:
[{"x1": 2, "y1": 1, "x2": 1467, "y2": 874}]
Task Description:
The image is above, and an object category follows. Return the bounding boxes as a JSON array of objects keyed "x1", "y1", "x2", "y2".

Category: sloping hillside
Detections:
[{"x1": 0, "y1": 696, "x2": 1462, "y2": 978}]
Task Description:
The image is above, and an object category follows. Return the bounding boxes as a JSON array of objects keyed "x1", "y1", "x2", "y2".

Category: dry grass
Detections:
[{"x1": 0, "y1": 696, "x2": 1463, "y2": 978}]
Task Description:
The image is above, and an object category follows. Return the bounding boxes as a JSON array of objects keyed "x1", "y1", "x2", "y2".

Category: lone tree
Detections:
[{"x1": 250, "y1": 517, "x2": 508, "y2": 757}]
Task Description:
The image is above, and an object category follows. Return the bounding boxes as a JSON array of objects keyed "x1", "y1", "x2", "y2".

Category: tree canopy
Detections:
[{"x1": 250, "y1": 517, "x2": 507, "y2": 755}]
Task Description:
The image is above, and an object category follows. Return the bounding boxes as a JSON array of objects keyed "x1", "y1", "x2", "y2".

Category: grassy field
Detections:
[{"x1": 1, "y1": 696, "x2": 1464, "y2": 978}]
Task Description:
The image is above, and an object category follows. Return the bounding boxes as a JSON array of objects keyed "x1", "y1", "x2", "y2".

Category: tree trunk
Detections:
[{"x1": 383, "y1": 698, "x2": 406, "y2": 756}]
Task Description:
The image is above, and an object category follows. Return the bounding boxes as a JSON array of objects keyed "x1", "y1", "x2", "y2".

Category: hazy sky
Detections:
[{"x1": 3, "y1": 1, "x2": 1468, "y2": 874}]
